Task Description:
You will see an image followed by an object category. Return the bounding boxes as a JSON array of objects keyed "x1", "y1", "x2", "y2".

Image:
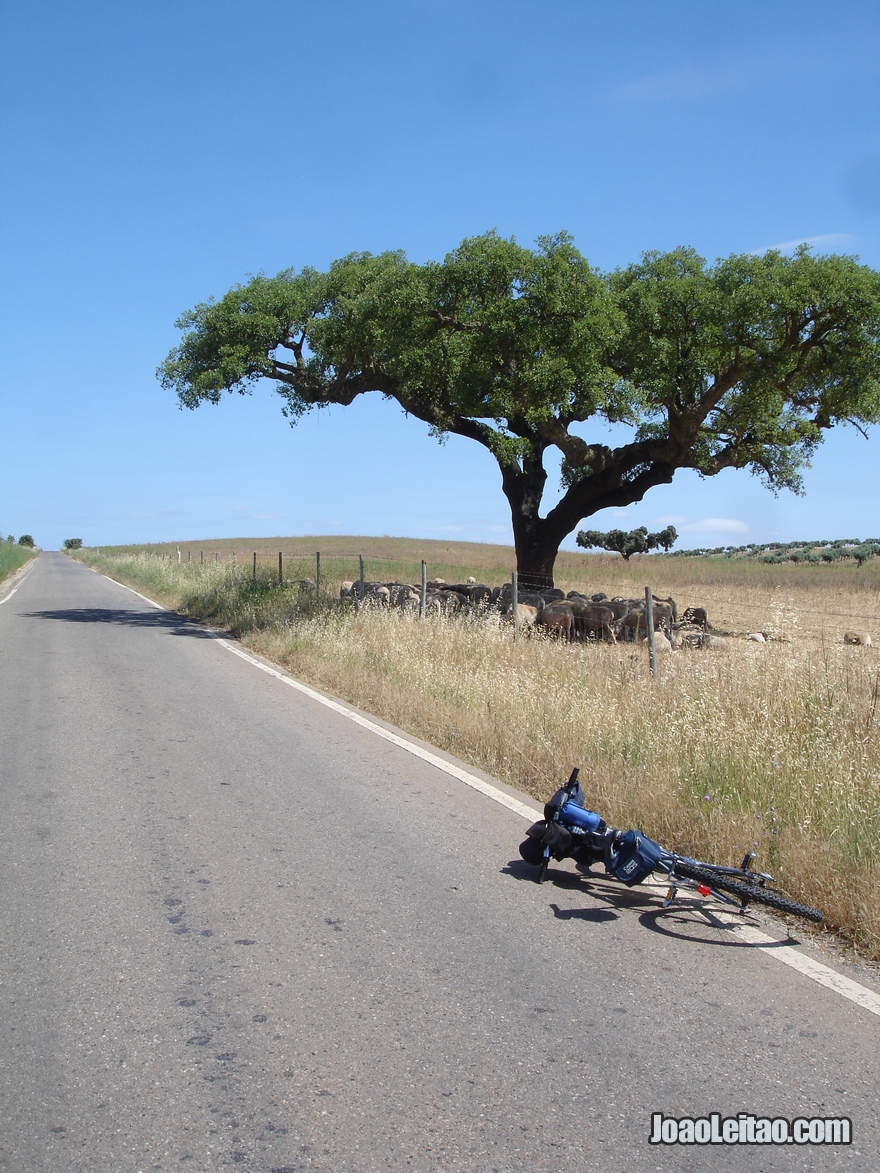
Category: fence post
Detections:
[
  {"x1": 315, "y1": 551, "x2": 321, "y2": 596},
  {"x1": 253, "y1": 552, "x2": 257, "y2": 582},
  {"x1": 645, "y1": 585, "x2": 657, "y2": 679},
  {"x1": 359, "y1": 555, "x2": 365, "y2": 601},
  {"x1": 278, "y1": 551, "x2": 283, "y2": 586},
  {"x1": 177, "y1": 547, "x2": 181, "y2": 564},
  {"x1": 420, "y1": 560, "x2": 427, "y2": 617},
  {"x1": 200, "y1": 550, "x2": 203, "y2": 566},
  {"x1": 512, "y1": 571, "x2": 519, "y2": 640},
  {"x1": 187, "y1": 550, "x2": 191, "y2": 564}
]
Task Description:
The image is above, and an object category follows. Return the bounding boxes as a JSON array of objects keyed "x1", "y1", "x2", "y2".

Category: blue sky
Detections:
[{"x1": 2, "y1": 0, "x2": 879, "y2": 552}]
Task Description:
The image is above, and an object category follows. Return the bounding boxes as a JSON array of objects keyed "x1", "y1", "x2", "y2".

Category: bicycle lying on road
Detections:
[{"x1": 518, "y1": 768, "x2": 824, "y2": 924}]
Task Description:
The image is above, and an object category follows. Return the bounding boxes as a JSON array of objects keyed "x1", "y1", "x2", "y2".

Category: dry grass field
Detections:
[{"x1": 78, "y1": 538, "x2": 880, "y2": 959}]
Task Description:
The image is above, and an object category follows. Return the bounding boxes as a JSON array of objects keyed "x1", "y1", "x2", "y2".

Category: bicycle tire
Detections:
[{"x1": 670, "y1": 859, "x2": 824, "y2": 923}]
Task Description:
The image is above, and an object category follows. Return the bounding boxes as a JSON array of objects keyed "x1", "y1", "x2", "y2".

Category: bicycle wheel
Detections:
[{"x1": 671, "y1": 859, "x2": 824, "y2": 923}]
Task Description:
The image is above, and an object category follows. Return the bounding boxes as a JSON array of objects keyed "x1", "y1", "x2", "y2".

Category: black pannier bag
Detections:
[
  {"x1": 608, "y1": 830, "x2": 663, "y2": 886},
  {"x1": 518, "y1": 835, "x2": 547, "y2": 866},
  {"x1": 519, "y1": 820, "x2": 573, "y2": 863}
]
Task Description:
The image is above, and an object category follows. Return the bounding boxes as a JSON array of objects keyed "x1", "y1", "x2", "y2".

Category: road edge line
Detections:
[
  {"x1": 215, "y1": 637, "x2": 541, "y2": 821},
  {"x1": 96, "y1": 568, "x2": 880, "y2": 1020},
  {"x1": 719, "y1": 921, "x2": 880, "y2": 1018},
  {"x1": 0, "y1": 556, "x2": 38, "y2": 604}
]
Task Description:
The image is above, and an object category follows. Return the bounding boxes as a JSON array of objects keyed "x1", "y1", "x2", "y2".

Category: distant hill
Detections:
[{"x1": 671, "y1": 539, "x2": 880, "y2": 566}]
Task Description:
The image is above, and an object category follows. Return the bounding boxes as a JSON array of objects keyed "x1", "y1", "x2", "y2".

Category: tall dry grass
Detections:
[{"x1": 75, "y1": 546, "x2": 880, "y2": 958}]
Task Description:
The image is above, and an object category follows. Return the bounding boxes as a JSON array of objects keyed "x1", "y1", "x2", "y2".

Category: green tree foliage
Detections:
[
  {"x1": 159, "y1": 233, "x2": 880, "y2": 584},
  {"x1": 576, "y1": 524, "x2": 677, "y2": 560},
  {"x1": 17, "y1": 535, "x2": 34, "y2": 548},
  {"x1": 63, "y1": 537, "x2": 83, "y2": 549},
  {"x1": 852, "y1": 544, "x2": 877, "y2": 567}
]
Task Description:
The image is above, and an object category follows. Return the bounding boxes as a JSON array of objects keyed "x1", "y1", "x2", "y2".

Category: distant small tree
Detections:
[
  {"x1": 6, "y1": 535, "x2": 14, "y2": 544},
  {"x1": 852, "y1": 544, "x2": 879, "y2": 567},
  {"x1": 63, "y1": 538, "x2": 83, "y2": 549},
  {"x1": 576, "y1": 524, "x2": 677, "y2": 560},
  {"x1": 17, "y1": 535, "x2": 34, "y2": 548}
]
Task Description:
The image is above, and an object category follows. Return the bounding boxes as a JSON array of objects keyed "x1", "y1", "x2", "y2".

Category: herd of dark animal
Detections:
[{"x1": 339, "y1": 578, "x2": 713, "y2": 646}]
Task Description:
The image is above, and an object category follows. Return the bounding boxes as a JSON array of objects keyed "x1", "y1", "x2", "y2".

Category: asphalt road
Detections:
[{"x1": 1, "y1": 553, "x2": 878, "y2": 1172}]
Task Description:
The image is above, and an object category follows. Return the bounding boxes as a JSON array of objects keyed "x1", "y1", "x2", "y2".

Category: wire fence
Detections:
[
  {"x1": 163, "y1": 548, "x2": 442, "y2": 593},
  {"x1": 143, "y1": 546, "x2": 880, "y2": 641}
]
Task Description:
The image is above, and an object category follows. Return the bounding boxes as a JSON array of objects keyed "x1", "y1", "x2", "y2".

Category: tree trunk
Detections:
[
  {"x1": 512, "y1": 525, "x2": 562, "y2": 589},
  {"x1": 501, "y1": 451, "x2": 567, "y2": 589},
  {"x1": 499, "y1": 436, "x2": 679, "y2": 589}
]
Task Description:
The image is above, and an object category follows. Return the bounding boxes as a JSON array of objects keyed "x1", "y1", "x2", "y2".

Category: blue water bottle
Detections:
[{"x1": 560, "y1": 800, "x2": 604, "y2": 833}]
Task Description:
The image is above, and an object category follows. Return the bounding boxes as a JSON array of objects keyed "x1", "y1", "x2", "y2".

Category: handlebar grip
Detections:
[{"x1": 567, "y1": 767, "x2": 580, "y2": 788}]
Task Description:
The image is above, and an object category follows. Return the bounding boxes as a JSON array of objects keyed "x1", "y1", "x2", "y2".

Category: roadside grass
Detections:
[
  {"x1": 0, "y1": 543, "x2": 37, "y2": 583},
  {"x1": 74, "y1": 544, "x2": 880, "y2": 959}
]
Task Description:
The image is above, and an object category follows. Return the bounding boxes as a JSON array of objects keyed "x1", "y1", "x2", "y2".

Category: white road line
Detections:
[
  {"x1": 718, "y1": 921, "x2": 880, "y2": 1018},
  {"x1": 208, "y1": 642, "x2": 880, "y2": 1024},
  {"x1": 96, "y1": 570, "x2": 539, "y2": 819},
  {"x1": 97, "y1": 569, "x2": 880, "y2": 1020},
  {"x1": 117, "y1": 584, "x2": 166, "y2": 609},
  {"x1": 214, "y1": 637, "x2": 541, "y2": 822},
  {"x1": 0, "y1": 559, "x2": 37, "y2": 603}
]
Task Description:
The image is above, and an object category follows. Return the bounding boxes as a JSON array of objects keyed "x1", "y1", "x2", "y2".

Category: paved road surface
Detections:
[{"x1": 1, "y1": 554, "x2": 878, "y2": 1171}]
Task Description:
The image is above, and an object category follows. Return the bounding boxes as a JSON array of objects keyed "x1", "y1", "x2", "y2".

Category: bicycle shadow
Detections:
[{"x1": 503, "y1": 858, "x2": 805, "y2": 950}]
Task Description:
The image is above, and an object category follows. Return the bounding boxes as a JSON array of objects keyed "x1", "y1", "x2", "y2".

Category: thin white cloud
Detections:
[
  {"x1": 614, "y1": 65, "x2": 746, "y2": 102},
  {"x1": 613, "y1": 49, "x2": 841, "y2": 106},
  {"x1": 678, "y1": 518, "x2": 750, "y2": 536},
  {"x1": 127, "y1": 509, "x2": 183, "y2": 520},
  {"x1": 756, "y1": 234, "x2": 855, "y2": 255},
  {"x1": 229, "y1": 505, "x2": 280, "y2": 519}
]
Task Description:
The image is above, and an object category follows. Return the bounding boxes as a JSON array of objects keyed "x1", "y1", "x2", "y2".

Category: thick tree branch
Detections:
[{"x1": 532, "y1": 417, "x2": 613, "y2": 470}]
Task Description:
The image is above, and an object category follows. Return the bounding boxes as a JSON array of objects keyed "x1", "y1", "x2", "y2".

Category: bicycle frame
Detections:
[
  {"x1": 656, "y1": 850, "x2": 775, "y2": 914},
  {"x1": 522, "y1": 770, "x2": 823, "y2": 923}
]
